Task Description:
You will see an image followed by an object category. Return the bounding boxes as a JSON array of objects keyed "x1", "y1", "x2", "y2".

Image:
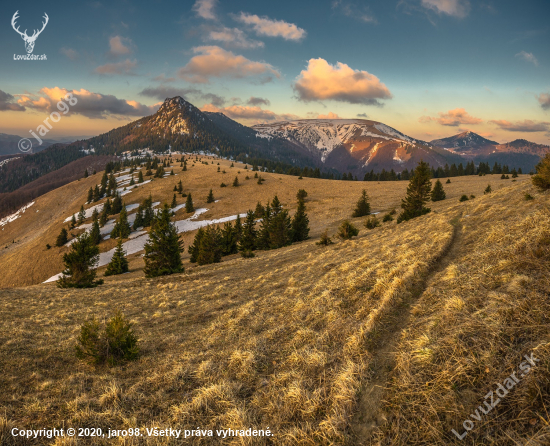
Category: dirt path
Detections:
[{"x1": 350, "y1": 217, "x2": 463, "y2": 444}]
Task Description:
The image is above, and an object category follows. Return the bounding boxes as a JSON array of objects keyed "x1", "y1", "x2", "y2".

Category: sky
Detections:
[{"x1": 0, "y1": 0, "x2": 549, "y2": 144}]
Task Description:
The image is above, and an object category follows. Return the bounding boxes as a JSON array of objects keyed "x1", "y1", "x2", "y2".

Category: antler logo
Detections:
[{"x1": 11, "y1": 11, "x2": 49, "y2": 54}]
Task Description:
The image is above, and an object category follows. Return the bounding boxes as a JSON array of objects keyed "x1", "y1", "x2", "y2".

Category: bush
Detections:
[
  {"x1": 240, "y1": 249, "x2": 255, "y2": 258},
  {"x1": 382, "y1": 213, "x2": 393, "y2": 222},
  {"x1": 484, "y1": 184, "x2": 492, "y2": 194},
  {"x1": 316, "y1": 229, "x2": 334, "y2": 246},
  {"x1": 459, "y1": 194, "x2": 469, "y2": 202},
  {"x1": 389, "y1": 208, "x2": 397, "y2": 215},
  {"x1": 470, "y1": 194, "x2": 475, "y2": 199},
  {"x1": 75, "y1": 310, "x2": 139, "y2": 366},
  {"x1": 446, "y1": 178, "x2": 451, "y2": 184},
  {"x1": 524, "y1": 193, "x2": 535, "y2": 201},
  {"x1": 364, "y1": 215, "x2": 380, "y2": 229},
  {"x1": 338, "y1": 220, "x2": 359, "y2": 240},
  {"x1": 220, "y1": 182, "x2": 227, "y2": 187}
]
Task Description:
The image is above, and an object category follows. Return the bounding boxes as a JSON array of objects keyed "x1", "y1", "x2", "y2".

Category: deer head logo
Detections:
[{"x1": 11, "y1": 11, "x2": 49, "y2": 54}]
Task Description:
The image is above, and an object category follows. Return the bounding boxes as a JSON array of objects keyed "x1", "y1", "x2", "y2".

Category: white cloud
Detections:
[
  {"x1": 108, "y1": 36, "x2": 133, "y2": 56},
  {"x1": 95, "y1": 59, "x2": 137, "y2": 75},
  {"x1": 515, "y1": 51, "x2": 539, "y2": 66},
  {"x1": 421, "y1": 0, "x2": 471, "y2": 18},
  {"x1": 178, "y1": 46, "x2": 280, "y2": 84},
  {"x1": 332, "y1": 1, "x2": 377, "y2": 23},
  {"x1": 419, "y1": 108, "x2": 483, "y2": 126},
  {"x1": 193, "y1": 0, "x2": 217, "y2": 20},
  {"x1": 235, "y1": 12, "x2": 306, "y2": 41},
  {"x1": 206, "y1": 27, "x2": 264, "y2": 49},
  {"x1": 293, "y1": 58, "x2": 392, "y2": 105}
]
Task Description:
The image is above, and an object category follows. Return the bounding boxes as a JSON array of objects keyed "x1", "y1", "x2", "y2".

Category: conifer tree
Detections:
[
  {"x1": 484, "y1": 184, "x2": 492, "y2": 194},
  {"x1": 532, "y1": 153, "x2": 550, "y2": 191},
  {"x1": 297, "y1": 189, "x2": 308, "y2": 201},
  {"x1": 77, "y1": 205, "x2": 86, "y2": 224},
  {"x1": 171, "y1": 194, "x2": 177, "y2": 208},
  {"x1": 233, "y1": 176, "x2": 239, "y2": 187},
  {"x1": 92, "y1": 208, "x2": 99, "y2": 222},
  {"x1": 256, "y1": 203, "x2": 272, "y2": 250},
  {"x1": 397, "y1": 161, "x2": 432, "y2": 223},
  {"x1": 104, "y1": 238, "x2": 129, "y2": 276},
  {"x1": 84, "y1": 169, "x2": 89, "y2": 178},
  {"x1": 185, "y1": 193, "x2": 194, "y2": 213},
  {"x1": 177, "y1": 180, "x2": 183, "y2": 193},
  {"x1": 111, "y1": 194, "x2": 123, "y2": 215},
  {"x1": 56, "y1": 227, "x2": 68, "y2": 247},
  {"x1": 239, "y1": 211, "x2": 257, "y2": 253},
  {"x1": 446, "y1": 178, "x2": 451, "y2": 184},
  {"x1": 57, "y1": 233, "x2": 102, "y2": 288},
  {"x1": 138, "y1": 171, "x2": 144, "y2": 183},
  {"x1": 431, "y1": 179, "x2": 446, "y2": 202},
  {"x1": 99, "y1": 207, "x2": 108, "y2": 227},
  {"x1": 352, "y1": 190, "x2": 371, "y2": 217},
  {"x1": 206, "y1": 189, "x2": 215, "y2": 203},
  {"x1": 197, "y1": 225, "x2": 223, "y2": 265},
  {"x1": 254, "y1": 202, "x2": 265, "y2": 218},
  {"x1": 129, "y1": 176, "x2": 135, "y2": 186},
  {"x1": 338, "y1": 220, "x2": 359, "y2": 240},
  {"x1": 93, "y1": 185, "x2": 100, "y2": 201},
  {"x1": 101, "y1": 171, "x2": 108, "y2": 190},
  {"x1": 268, "y1": 196, "x2": 292, "y2": 249},
  {"x1": 234, "y1": 214, "x2": 243, "y2": 242},
  {"x1": 291, "y1": 197, "x2": 310, "y2": 242},
  {"x1": 90, "y1": 220, "x2": 102, "y2": 245},
  {"x1": 111, "y1": 206, "x2": 131, "y2": 239},
  {"x1": 220, "y1": 222, "x2": 238, "y2": 255},
  {"x1": 87, "y1": 187, "x2": 93, "y2": 203},
  {"x1": 316, "y1": 229, "x2": 334, "y2": 246},
  {"x1": 70, "y1": 214, "x2": 77, "y2": 229},
  {"x1": 143, "y1": 204, "x2": 184, "y2": 277},
  {"x1": 188, "y1": 227, "x2": 205, "y2": 263}
]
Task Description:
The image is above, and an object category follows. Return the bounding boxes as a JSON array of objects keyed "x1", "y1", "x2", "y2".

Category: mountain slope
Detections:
[
  {"x1": 430, "y1": 131, "x2": 498, "y2": 152},
  {"x1": 253, "y1": 119, "x2": 452, "y2": 175}
]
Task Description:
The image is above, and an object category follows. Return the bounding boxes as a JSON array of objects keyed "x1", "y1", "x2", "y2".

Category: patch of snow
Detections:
[{"x1": 0, "y1": 201, "x2": 34, "y2": 227}]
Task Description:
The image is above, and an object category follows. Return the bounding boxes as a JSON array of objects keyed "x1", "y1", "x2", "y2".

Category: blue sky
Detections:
[{"x1": 0, "y1": 0, "x2": 549, "y2": 144}]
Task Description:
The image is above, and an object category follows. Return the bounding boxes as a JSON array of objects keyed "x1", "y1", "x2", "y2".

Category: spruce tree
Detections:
[
  {"x1": 143, "y1": 204, "x2": 184, "y2": 277},
  {"x1": 104, "y1": 238, "x2": 129, "y2": 276},
  {"x1": 239, "y1": 211, "x2": 257, "y2": 253},
  {"x1": 99, "y1": 207, "x2": 108, "y2": 227},
  {"x1": 90, "y1": 220, "x2": 102, "y2": 245},
  {"x1": 484, "y1": 184, "x2": 492, "y2": 194},
  {"x1": 171, "y1": 194, "x2": 177, "y2": 208},
  {"x1": 70, "y1": 214, "x2": 77, "y2": 229},
  {"x1": 185, "y1": 193, "x2": 194, "y2": 213},
  {"x1": 233, "y1": 176, "x2": 239, "y2": 187},
  {"x1": 234, "y1": 214, "x2": 243, "y2": 242},
  {"x1": 84, "y1": 169, "x2": 89, "y2": 178},
  {"x1": 206, "y1": 189, "x2": 215, "y2": 203},
  {"x1": 129, "y1": 176, "x2": 135, "y2": 186},
  {"x1": 57, "y1": 233, "x2": 102, "y2": 288},
  {"x1": 431, "y1": 179, "x2": 446, "y2": 202},
  {"x1": 93, "y1": 185, "x2": 100, "y2": 201},
  {"x1": 352, "y1": 190, "x2": 371, "y2": 217},
  {"x1": 291, "y1": 197, "x2": 310, "y2": 242},
  {"x1": 338, "y1": 220, "x2": 359, "y2": 240},
  {"x1": 78, "y1": 205, "x2": 86, "y2": 224},
  {"x1": 532, "y1": 153, "x2": 550, "y2": 191},
  {"x1": 111, "y1": 194, "x2": 123, "y2": 215},
  {"x1": 177, "y1": 180, "x2": 183, "y2": 193},
  {"x1": 138, "y1": 171, "x2": 144, "y2": 183},
  {"x1": 254, "y1": 202, "x2": 265, "y2": 218},
  {"x1": 87, "y1": 187, "x2": 93, "y2": 203},
  {"x1": 111, "y1": 206, "x2": 131, "y2": 239},
  {"x1": 188, "y1": 227, "x2": 205, "y2": 263},
  {"x1": 220, "y1": 222, "x2": 238, "y2": 255},
  {"x1": 397, "y1": 161, "x2": 432, "y2": 223},
  {"x1": 92, "y1": 208, "x2": 99, "y2": 222},
  {"x1": 197, "y1": 225, "x2": 223, "y2": 265},
  {"x1": 256, "y1": 203, "x2": 272, "y2": 250},
  {"x1": 56, "y1": 228, "x2": 68, "y2": 247},
  {"x1": 268, "y1": 196, "x2": 292, "y2": 249},
  {"x1": 297, "y1": 189, "x2": 308, "y2": 201}
]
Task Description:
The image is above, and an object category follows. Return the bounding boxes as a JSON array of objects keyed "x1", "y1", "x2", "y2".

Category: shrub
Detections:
[
  {"x1": 220, "y1": 182, "x2": 227, "y2": 187},
  {"x1": 240, "y1": 249, "x2": 255, "y2": 258},
  {"x1": 46, "y1": 243, "x2": 51, "y2": 250},
  {"x1": 338, "y1": 220, "x2": 359, "y2": 240},
  {"x1": 382, "y1": 213, "x2": 393, "y2": 222},
  {"x1": 524, "y1": 193, "x2": 534, "y2": 201},
  {"x1": 470, "y1": 194, "x2": 475, "y2": 199},
  {"x1": 316, "y1": 230, "x2": 334, "y2": 246},
  {"x1": 389, "y1": 208, "x2": 397, "y2": 215},
  {"x1": 484, "y1": 184, "x2": 492, "y2": 194},
  {"x1": 75, "y1": 310, "x2": 139, "y2": 366},
  {"x1": 364, "y1": 215, "x2": 380, "y2": 229},
  {"x1": 459, "y1": 194, "x2": 469, "y2": 202},
  {"x1": 56, "y1": 228, "x2": 68, "y2": 247},
  {"x1": 446, "y1": 178, "x2": 451, "y2": 184}
]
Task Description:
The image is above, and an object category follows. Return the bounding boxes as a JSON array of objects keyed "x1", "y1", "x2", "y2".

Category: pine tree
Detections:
[
  {"x1": 188, "y1": 227, "x2": 205, "y2": 263},
  {"x1": 143, "y1": 204, "x2": 184, "y2": 277},
  {"x1": 104, "y1": 238, "x2": 129, "y2": 276},
  {"x1": 484, "y1": 184, "x2": 492, "y2": 194},
  {"x1": 77, "y1": 205, "x2": 86, "y2": 224},
  {"x1": 129, "y1": 176, "x2": 135, "y2": 186},
  {"x1": 316, "y1": 229, "x2": 334, "y2": 246},
  {"x1": 197, "y1": 225, "x2": 223, "y2": 265},
  {"x1": 92, "y1": 208, "x2": 99, "y2": 222},
  {"x1": 87, "y1": 187, "x2": 93, "y2": 203},
  {"x1": 256, "y1": 203, "x2": 272, "y2": 250},
  {"x1": 233, "y1": 176, "x2": 239, "y2": 187},
  {"x1": 352, "y1": 190, "x2": 371, "y2": 217},
  {"x1": 291, "y1": 197, "x2": 310, "y2": 242},
  {"x1": 239, "y1": 211, "x2": 257, "y2": 253},
  {"x1": 56, "y1": 227, "x2": 68, "y2": 247},
  {"x1": 446, "y1": 178, "x2": 451, "y2": 184},
  {"x1": 57, "y1": 233, "x2": 102, "y2": 288},
  {"x1": 90, "y1": 220, "x2": 102, "y2": 245},
  {"x1": 397, "y1": 161, "x2": 432, "y2": 223},
  {"x1": 431, "y1": 179, "x2": 446, "y2": 202},
  {"x1": 93, "y1": 185, "x2": 100, "y2": 202},
  {"x1": 234, "y1": 214, "x2": 243, "y2": 242},
  {"x1": 111, "y1": 206, "x2": 131, "y2": 239},
  {"x1": 70, "y1": 214, "x2": 77, "y2": 229},
  {"x1": 338, "y1": 220, "x2": 359, "y2": 239},
  {"x1": 220, "y1": 222, "x2": 238, "y2": 255},
  {"x1": 84, "y1": 169, "x2": 89, "y2": 178},
  {"x1": 171, "y1": 194, "x2": 177, "y2": 208},
  {"x1": 532, "y1": 154, "x2": 550, "y2": 191},
  {"x1": 206, "y1": 189, "x2": 215, "y2": 203},
  {"x1": 185, "y1": 193, "x2": 194, "y2": 213},
  {"x1": 111, "y1": 194, "x2": 123, "y2": 215},
  {"x1": 177, "y1": 180, "x2": 183, "y2": 193},
  {"x1": 297, "y1": 189, "x2": 308, "y2": 201},
  {"x1": 99, "y1": 207, "x2": 108, "y2": 227},
  {"x1": 268, "y1": 196, "x2": 292, "y2": 249},
  {"x1": 138, "y1": 171, "x2": 144, "y2": 183}
]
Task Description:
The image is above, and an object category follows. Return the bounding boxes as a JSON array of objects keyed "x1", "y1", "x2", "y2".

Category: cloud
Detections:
[
  {"x1": 205, "y1": 27, "x2": 264, "y2": 49},
  {"x1": 178, "y1": 46, "x2": 280, "y2": 84},
  {"x1": 538, "y1": 93, "x2": 550, "y2": 110},
  {"x1": 515, "y1": 51, "x2": 538, "y2": 66},
  {"x1": 95, "y1": 59, "x2": 137, "y2": 75},
  {"x1": 193, "y1": 0, "x2": 217, "y2": 20},
  {"x1": 332, "y1": 1, "x2": 377, "y2": 23},
  {"x1": 60, "y1": 47, "x2": 79, "y2": 60},
  {"x1": 153, "y1": 74, "x2": 175, "y2": 83},
  {"x1": 421, "y1": 0, "x2": 471, "y2": 18},
  {"x1": 139, "y1": 86, "x2": 226, "y2": 107},
  {"x1": 235, "y1": 12, "x2": 306, "y2": 41},
  {"x1": 0, "y1": 90, "x2": 25, "y2": 111},
  {"x1": 489, "y1": 119, "x2": 550, "y2": 132},
  {"x1": 202, "y1": 103, "x2": 301, "y2": 124},
  {"x1": 293, "y1": 58, "x2": 392, "y2": 105},
  {"x1": 317, "y1": 112, "x2": 341, "y2": 119},
  {"x1": 108, "y1": 36, "x2": 133, "y2": 56},
  {"x1": 246, "y1": 97, "x2": 270, "y2": 106},
  {"x1": 419, "y1": 108, "x2": 482, "y2": 126},
  {"x1": 17, "y1": 87, "x2": 158, "y2": 119},
  {"x1": 357, "y1": 113, "x2": 368, "y2": 118}
]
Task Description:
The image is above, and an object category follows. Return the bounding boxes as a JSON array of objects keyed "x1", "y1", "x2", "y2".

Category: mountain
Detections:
[
  {"x1": 0, "y1": 133, "x2": 57, "y2": 156},
  {"x1": 430, "y1": 131, "x2": 550, "y2": 171},
  {"x1": 252, "y1": 119, "x2": 454, "y2": 175}
]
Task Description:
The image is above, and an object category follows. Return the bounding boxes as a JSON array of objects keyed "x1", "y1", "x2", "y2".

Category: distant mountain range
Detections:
[{"x1": 0, "y1": 133, "x2": 93, "y2": 156}]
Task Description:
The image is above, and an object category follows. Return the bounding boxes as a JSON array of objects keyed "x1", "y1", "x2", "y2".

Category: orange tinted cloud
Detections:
[
  {"x1": 489, "y1": 119, "x2": 550, "y2": 132},
  {"x1": 538, "y1": 93, "x2": 550, "y2": 110},
  {"x1": 179, "y1": 46, "x2": 280, "y2": 84},
  {"x1": 317, "y1": 112, "x2": 341, "y2": 119},
  {"x1": 293, "y1": 58, "x2": 392, "y2": 105},
  {"x1": 235, "y1": 12, "x2": 306, "y2": 40},
  {"x1": 95, "y1": 59, "x2": 137, "y2": 75},
  {"x1": 419, "y1": 108, "x2": 482, "y2": 126}
]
